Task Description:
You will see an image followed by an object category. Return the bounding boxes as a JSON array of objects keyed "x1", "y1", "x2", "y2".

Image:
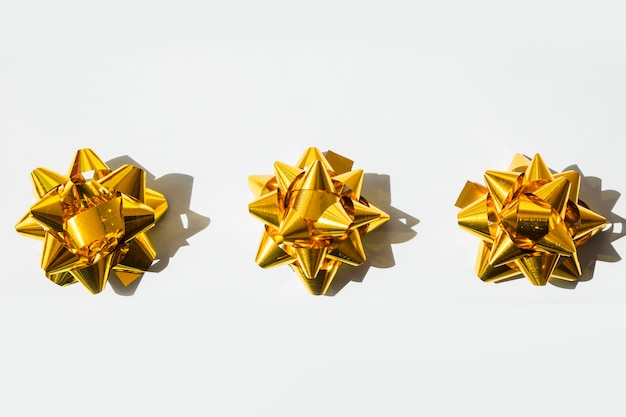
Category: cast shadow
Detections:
[
  {"x1": 324, "y1": 173, "x2": 419, "y2": 296},
  {"x1": 105, "y1": 155, "x2": 211, "y2": 295},
  {"x1": 550, "y1": 165, "x2": 625, "y2": 289}
]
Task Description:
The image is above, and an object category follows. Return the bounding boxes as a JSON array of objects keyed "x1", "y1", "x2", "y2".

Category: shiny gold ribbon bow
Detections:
[
  {"x1": 16, "y1": 149, "x2": 167, "y2": 293},
  {"x1": 456, "y1": 153, "x2": 606, "y2": 285},
  {"x1": 249, "y1": 148, "x2": 389, "y2": 295}
]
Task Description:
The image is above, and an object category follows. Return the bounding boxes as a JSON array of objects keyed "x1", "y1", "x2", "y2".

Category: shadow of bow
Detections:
[
  {"x1": 105, "y1": 156, "x2": 211, "y2": 295},
  {"x1": 325, "y1": 173, "x2": 419, "y2": 296}
]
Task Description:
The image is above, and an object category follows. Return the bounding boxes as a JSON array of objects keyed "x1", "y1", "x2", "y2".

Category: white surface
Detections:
[{"x1": 2, "y1": 1, "x2": 626, "y2": 415}]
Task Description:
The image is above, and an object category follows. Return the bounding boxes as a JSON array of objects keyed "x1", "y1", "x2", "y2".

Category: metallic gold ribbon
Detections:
[
  {"x1": 249, "y1": 148, "x2": 389, "y2": 295},
  {"x1": 16, "y1": 149, "x2": 167, "y2": 293},
  {"x1": 456, "y1": 154, "x2": 606, "y2": 285}
]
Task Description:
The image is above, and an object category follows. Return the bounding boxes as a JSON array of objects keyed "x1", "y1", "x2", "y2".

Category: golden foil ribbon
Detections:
[
  {"x1": 16, "y1": 149, "x2": 168, "y2": 293},
  {"x1": 248, "y1": 148, "x2": 389, "y2": 295},
  {"x1": 455, "y1": 153, "x2": 606, "y2": 285}
]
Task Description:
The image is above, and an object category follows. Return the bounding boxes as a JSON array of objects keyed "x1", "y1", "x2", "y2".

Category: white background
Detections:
[{"x1": 2, "y1": 1, "x2": 626, "y2": 416}]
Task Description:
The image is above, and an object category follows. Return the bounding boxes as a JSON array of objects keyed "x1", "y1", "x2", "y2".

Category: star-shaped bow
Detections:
[
  {"x1": 249, "y1": 148, "x2": 389, "y2": 295},
  {"x1": 456, "y1": 154, "x2": 606, "y2": 285},
  {"x1": 16, "y1": 149, "x2": 167, "y2": 293}
]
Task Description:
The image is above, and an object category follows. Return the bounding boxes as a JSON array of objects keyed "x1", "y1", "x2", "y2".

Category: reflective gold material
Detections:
[
  {"x1": 16, "y1": 149, "x2": 168, "y2": 293},
  {"x1": 249, "y1": 148, "x2": 389, "y2": 295},
  {"x1": 455, "y1": 154, "x2": 606, "y2": 286}
]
